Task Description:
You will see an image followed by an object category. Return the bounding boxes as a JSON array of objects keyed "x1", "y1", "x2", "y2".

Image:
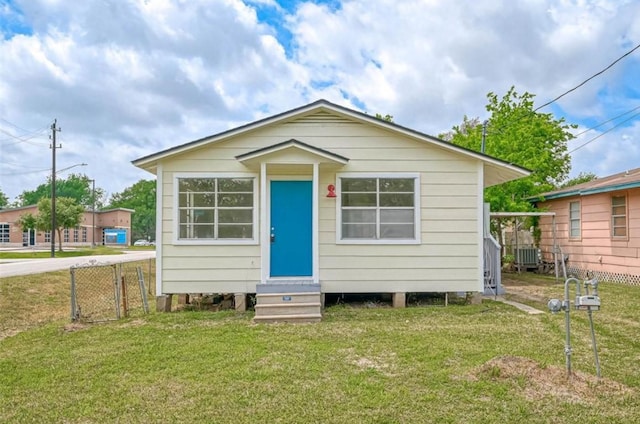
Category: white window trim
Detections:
[
  {"x1": 569, "y1": 201, "x2": 581, "y2": 239},
  {"x1": 336, "y1": 172, "x2": 421, "y2": 245},
  {"x1": 172, "y1": 172, "x2": 259, "y2": 245},
  {"x1": 611, "y1": 195, "x2": 628, "y2": 239}
]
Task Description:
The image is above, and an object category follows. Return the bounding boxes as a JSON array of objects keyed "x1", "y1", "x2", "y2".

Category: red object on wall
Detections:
[{"x1": 327, "y1": 184, "x2": 336, "y2": 198}]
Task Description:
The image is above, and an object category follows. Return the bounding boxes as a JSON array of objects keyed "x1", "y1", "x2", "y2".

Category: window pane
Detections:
[
  {"x1": 613, "y1": 227, "x2": 627, "y2": 237},
  {"x1": 569, "y1": 202, "x2": 580, "y2": 212},
  {"x1": 179, "y1": 178, "x2": 215, "y2": 192},
  {"x1": 342, "y1": 193, "x2": 376, "y2": 207},
  {"x1": 380, "y1": 193, "x2": 414, "y2": 207},
  {"x1": 218, "y1": 224, "x2": 253, "y2": 239},
  {"x1": 342, "y1": 223, "x2": 376, "y2": 239},
  {"x1": 219, "y1": 178, "x2": 253, "y2": 192},
  {"x1": 192, "y1": 224, "x2": 214, "y2": 238},
  {"x1": 218, "y1": 209, "x2": 253, "y2": 223},
  {"x1": 612, "y1": 205, "x2": 625, "y2": 216},
  {"x1": 218, "y1": 193, "x2": 253, "y2": 207},
  {"x1": 380, "y1": 223, "x2": 414, "y2": 238},
  {"x1": 612, "y1": 196, "x2": 626, "y2": 207},
  {"x1": 381, "y1": 209, "x2": 414, "y2": 223},
  {"x1": 380, "y1": 178, "x2": 414, "y2": 192},
  {"x1": 342, "y1": 209, "x2": 376, "y2": 223},
  {"x1": 342, "y1": 178, "x2": 376, "y2": 192},
  {"x1": 613, "y1": 216, "x2": 626, "y2": 227}
]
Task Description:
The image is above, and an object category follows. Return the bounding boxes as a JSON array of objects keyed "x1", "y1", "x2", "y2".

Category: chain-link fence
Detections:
[{"x1": 70, "y1": 259, "x2": 154, "y2": 322}]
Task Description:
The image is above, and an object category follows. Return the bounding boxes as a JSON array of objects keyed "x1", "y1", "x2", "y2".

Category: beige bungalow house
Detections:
[
  {"x1": 133, "y1": 99, "x2": 529, "y2": 321},
  {"x1": 0, "y1": 205, "x2": 134, "y2": 248},
  {"x1": 533, "y1": 167, "x2": 640, "y2": 284}
]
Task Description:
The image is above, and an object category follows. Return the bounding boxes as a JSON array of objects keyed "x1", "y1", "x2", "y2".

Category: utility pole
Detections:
[
  {"x1": 481, "y1": 120, "x2": 488, "y2": 153},
  {"x1": 50, "y1": 119, "x2": 61, "y2": 258}
]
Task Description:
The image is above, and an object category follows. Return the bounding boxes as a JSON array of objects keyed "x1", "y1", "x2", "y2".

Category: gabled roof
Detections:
[
  {"x1": 534, "y1": 167, "x2": 640, "y2": 201},
  {"x1": 132, "y1": 99, "x2": 530, "y2": 187},
  {"x1": 236, "y1": 139, "x2": 349, "y2": 164}
]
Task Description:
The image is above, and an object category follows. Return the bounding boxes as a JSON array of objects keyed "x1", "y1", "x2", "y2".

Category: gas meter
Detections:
[{"x1": 575, "y1": 295, "x2": 600, "y2": 311}]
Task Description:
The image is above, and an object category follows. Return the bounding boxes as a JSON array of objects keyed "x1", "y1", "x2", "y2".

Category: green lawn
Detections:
[{"x1": 1, "y1": 273, "x2": 638, "y2": 423}]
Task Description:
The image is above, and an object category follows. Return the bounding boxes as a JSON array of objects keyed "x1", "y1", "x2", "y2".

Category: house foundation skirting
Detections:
[{"x1": 566, "y1": 266, "x2": 640, "y2": 286}]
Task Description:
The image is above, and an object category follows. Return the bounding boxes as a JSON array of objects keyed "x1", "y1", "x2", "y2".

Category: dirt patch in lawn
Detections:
[{"x1": 470, "y1": 355, "x2": 634, "y2": 403}]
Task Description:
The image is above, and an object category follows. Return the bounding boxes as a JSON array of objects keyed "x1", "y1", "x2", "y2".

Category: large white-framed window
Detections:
[
  {"x1": 0, "y1": 223, "x2": 9, "y2": 243},
  {"x1": 173, "y1": 173, "x2": 258, "y2": 245},
  {"x1": 44, "y1": 231, "x2": 51, "y2": 243},
  {"x1": 336, "y1": 173, "x2": 421, "y2": 244},
  {"x1": 611, "y1": 195, "x2": 627, "y2": 238},
  {"x1": 63, "y1": 228, "x2": 69, "y2": 242},
  {"x1": 569, "y1": 201, "x2": 581, "y2": 239}
]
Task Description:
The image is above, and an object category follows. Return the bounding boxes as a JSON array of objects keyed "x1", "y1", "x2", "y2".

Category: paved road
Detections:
[{"x1": 0, "y1": 251, "x2": 156, "y2": 278}]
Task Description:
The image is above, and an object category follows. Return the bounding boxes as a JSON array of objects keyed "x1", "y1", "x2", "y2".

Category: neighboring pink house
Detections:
[{"x1": 533, "y1": 168, "x2": 640, "y2": 284}]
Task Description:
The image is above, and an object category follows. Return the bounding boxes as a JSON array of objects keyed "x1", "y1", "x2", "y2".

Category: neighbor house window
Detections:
[
  {"x1": 63, "y1": 228, "x2": 69, "y2": 242},
  {"x1": 44, "y1": 231, "x2": 51, "y2": 242},
  {"x1": 82, "y1": 228, "x2": 87, "y2": 243},
  {"x1": 0, "y1": 224, "x2": 9, "y2": 243},
  {"x1": 176, "y1": 176, "x2": 256, "y2": 242},
  {"x1": 611, "y1": 195, "x2": 627, "y2": 237},
  {"x1": 569, "y1": 201, "x2": 581, "y2": 238},
  {"x1": 73, "y1": 227, "x2": 79, "y2": 242},
  {"x1": 338, "y1": 174, "x2": 420, "y2": 244}
]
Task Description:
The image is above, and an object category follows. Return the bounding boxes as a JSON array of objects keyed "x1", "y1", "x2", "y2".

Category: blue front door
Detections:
[{"x1": 270, "y1": 181, "x2": 312, "y2": 277}]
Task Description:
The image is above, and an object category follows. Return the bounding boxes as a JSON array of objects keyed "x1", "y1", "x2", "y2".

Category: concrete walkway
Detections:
[
  {"x1": 485, "y1": 295, "x2": 545, "y2": 315},
  {"x1": 0, "y1": 251, "x2": 155, "y2": 278}
]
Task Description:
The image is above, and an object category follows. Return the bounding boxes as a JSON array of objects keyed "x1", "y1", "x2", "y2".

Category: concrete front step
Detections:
[
  {"x1": 253, "y1": 313, "x2": 322, "y2": 324},
  {"x1": 256, "y1": 292, "x2": 321, "y2": 304},
  {"x1": 255, "y1": 302, "x2": 321, "y2": 316}
]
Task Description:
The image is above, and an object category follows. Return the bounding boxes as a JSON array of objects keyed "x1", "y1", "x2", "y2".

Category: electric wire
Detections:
[
  {"x1": 572, "y1": 105, "x2": 640, "y2": 137},
  {"x1": 568, "y1": 110, "x2": 640, "y2": 154},
  {"x1": 534, "y1": 43, "x2": 640, "y2": 112}
]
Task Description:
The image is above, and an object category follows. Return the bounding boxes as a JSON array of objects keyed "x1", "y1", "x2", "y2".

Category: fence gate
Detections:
[{"x1": 70, "y1": 260, "x2": 149, "y2": 322}]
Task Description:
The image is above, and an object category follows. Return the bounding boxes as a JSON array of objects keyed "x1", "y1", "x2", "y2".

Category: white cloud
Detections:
[{"x1": 1, "y1": 0, "x2": 639, "y2": 202}]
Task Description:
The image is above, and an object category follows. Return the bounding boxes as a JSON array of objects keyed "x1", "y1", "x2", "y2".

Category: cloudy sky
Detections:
[{"x1": 0, "y1": 0, "x2": 639, "y2": 203}]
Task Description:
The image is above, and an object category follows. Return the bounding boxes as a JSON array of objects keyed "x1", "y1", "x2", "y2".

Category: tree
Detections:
[
  {"x1": 375, "y1": 113, "x2": 394, "y2": 122},
  {"x1": 444, "y1": 87, "x2": 575, "y2": 212},
  {"x1": 108, "y1": 179, "x2": 156, "y2": 242},
  {"x1": 17, "y1": 197, "x2": 84, "y2": 252},
  {"x1": 0, "y1": 188, "x2": 8, "y2": 209},
  {"x1": 558, "y1": 172, "x2": 597, "y2": 189},
  {"x1": 18, "y1": 174, "x2": 105, "y2": 208}
]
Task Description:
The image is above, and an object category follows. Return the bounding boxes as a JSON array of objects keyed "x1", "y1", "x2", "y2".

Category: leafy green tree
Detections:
[
  {"x1": 17, "y1": 197, "x2": 84, "y2": 252},
  {"x1": 558, "y1": 172, "x2": 597, "y2": 189},
  {"x1": 444, "y1": 87, "x2": 575, "y2": 212},
  {"x1": 375, "y1": 113, "x2": 394, "y2": 122},
  {"x1": 108, "y1": 179, "x2": 156, "y2": 242},
  {"x1": 18, "y1": 174, "x2": 105, "y2": 208},
  {"x1": 0, "y1": 188, "x2": 8, "y2": 209}
]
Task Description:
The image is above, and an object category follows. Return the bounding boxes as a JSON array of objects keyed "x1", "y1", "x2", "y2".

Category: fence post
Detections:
[
  {"x1": 113, "y1": 264, "x2": 121, "y2": 319},
  {"x1": 70, "y1": 267, "x2": 78, "y2": 321}
]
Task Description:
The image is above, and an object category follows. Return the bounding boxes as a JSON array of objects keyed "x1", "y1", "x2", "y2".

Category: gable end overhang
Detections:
[{"x1": 235, "y1": 139, "x2": 349, "y2": 165}]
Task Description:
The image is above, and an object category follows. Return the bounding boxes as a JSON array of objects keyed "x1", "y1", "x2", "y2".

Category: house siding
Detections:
[
  {"x1": 157, "y1": 113, "x2": 481, "y2": 294},
  {"x1": 538, "y1": 188, "x2": 640, "y2": 282}
]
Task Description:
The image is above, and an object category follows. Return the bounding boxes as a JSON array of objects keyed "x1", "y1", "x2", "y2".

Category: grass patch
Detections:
[
  {"x1": 0, "y1": 246, "x2": 126, "y2": 259},
  {"x1": 1, "y1": 273, "x2": 639, "y2": 423}
]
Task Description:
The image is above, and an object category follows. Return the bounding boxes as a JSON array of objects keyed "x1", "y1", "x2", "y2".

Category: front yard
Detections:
[{"x1": 1, "y1": 271, "x2": 638, "y2": 423}]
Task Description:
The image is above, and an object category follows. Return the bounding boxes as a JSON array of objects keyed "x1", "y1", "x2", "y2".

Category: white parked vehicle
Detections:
[{"x1": 133, "y1": 239, "x2": 150, "y2": 246}]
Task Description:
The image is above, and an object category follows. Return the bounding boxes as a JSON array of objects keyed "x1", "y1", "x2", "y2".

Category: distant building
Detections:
[{"x1": 0, "y1": 205, "x2": 134, "y2": 247}]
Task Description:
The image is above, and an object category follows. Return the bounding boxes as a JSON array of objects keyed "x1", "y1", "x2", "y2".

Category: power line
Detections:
[
  {"x1": 568, "y1": 110, "x2": 640, "y2": 154},
  {"x1": 572, "y1": 105, "x2": 640, "y2": 137},
  {"x1": 534, "y1": 43, "x2": 640, "y2": 112}
]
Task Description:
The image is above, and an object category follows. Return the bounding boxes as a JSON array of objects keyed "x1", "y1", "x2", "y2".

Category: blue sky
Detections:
[{"x1": 0, "y1": 0, "x2": 639, "y2": 201}]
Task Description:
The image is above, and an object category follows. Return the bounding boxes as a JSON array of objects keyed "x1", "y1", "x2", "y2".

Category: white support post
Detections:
[
  {"x1": 155, "y1": 164, "x2": 163, "y2": 296},
  {"x1": 260, "y1": 162, "x2": 268, "y2": 284},
  {"x1": 312, "y1": 163, "x2": 319, "y2": 285}
]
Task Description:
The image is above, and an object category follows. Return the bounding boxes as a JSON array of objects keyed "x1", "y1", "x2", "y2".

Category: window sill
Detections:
[
  {"x1": 172, "y1": 239, "x2": 259, "y2": 246},
  {"x1": 336, "y1": 238, "x2": 421, "y2": 245}
]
